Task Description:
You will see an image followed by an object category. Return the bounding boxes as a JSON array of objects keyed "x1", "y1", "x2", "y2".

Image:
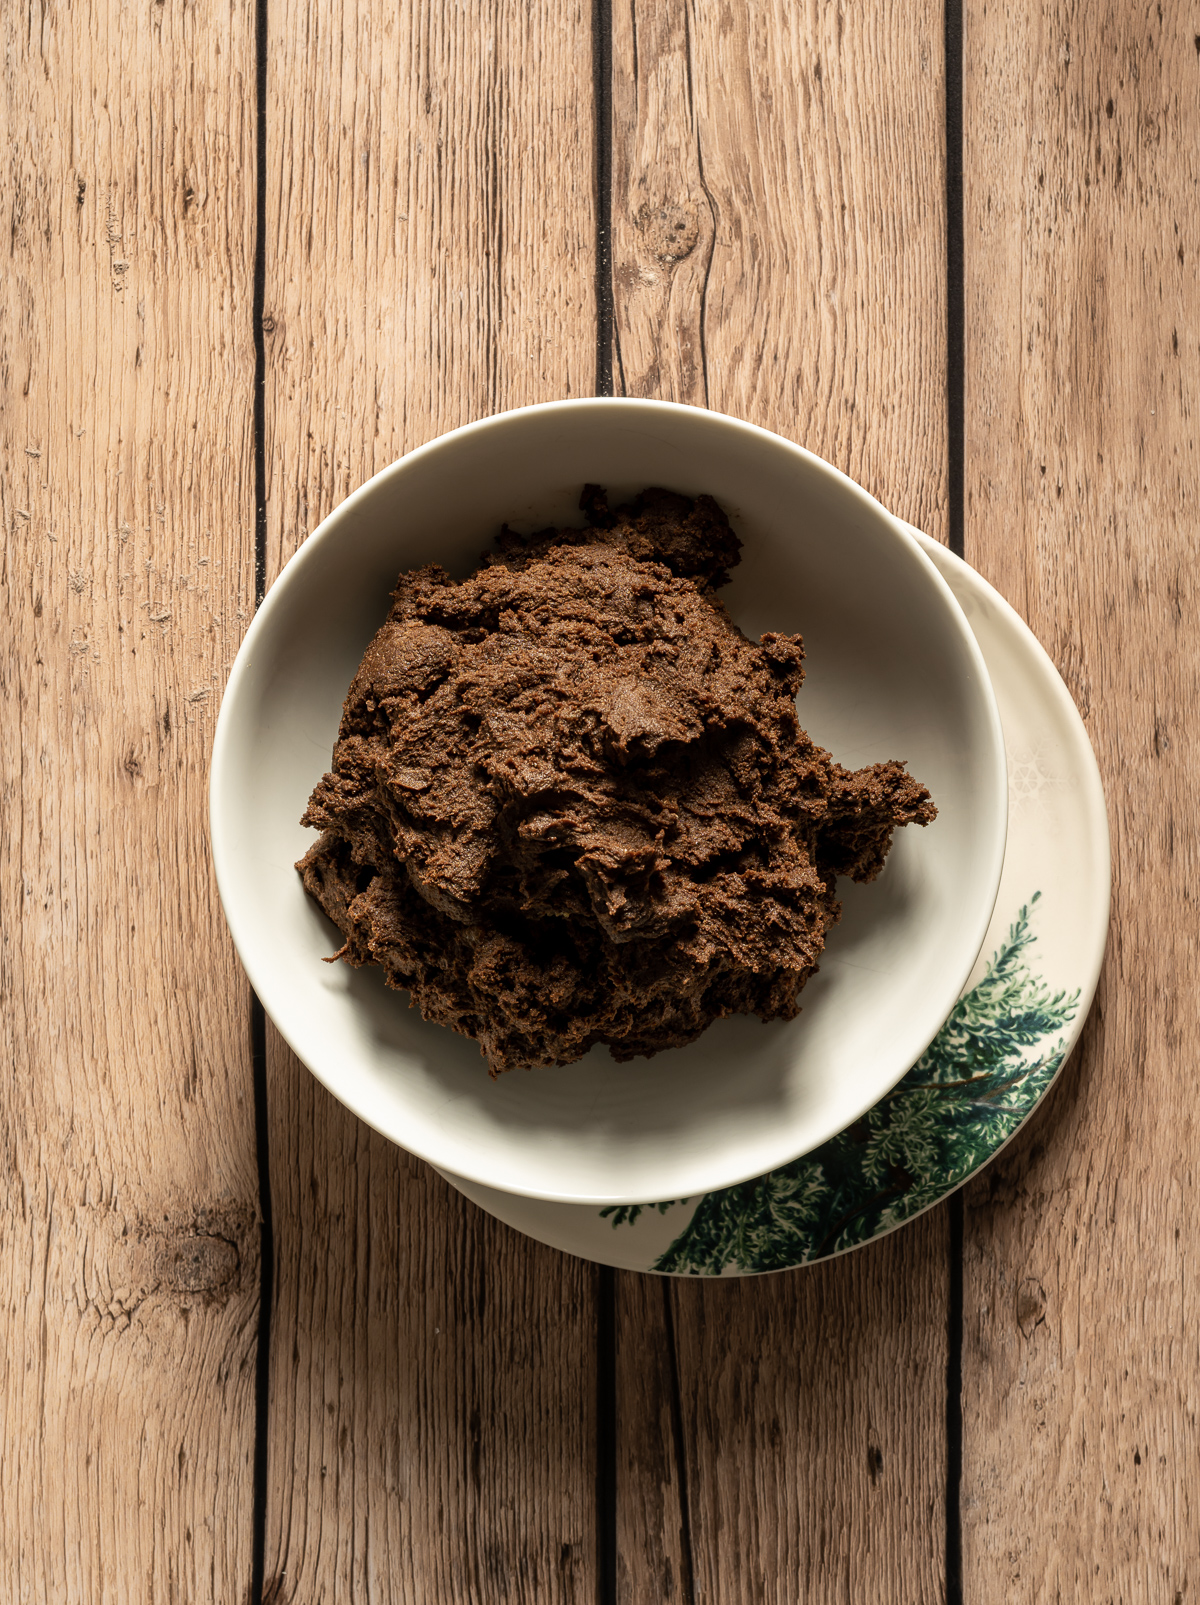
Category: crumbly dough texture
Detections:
[{"x1": 298, "y1": 486, "x2": 936, "y2": 1074}]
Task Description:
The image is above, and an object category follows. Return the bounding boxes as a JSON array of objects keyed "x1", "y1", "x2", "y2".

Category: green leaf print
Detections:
[{"x1": 601, "y1": 895, "x2": 1079, "y2": 1276}]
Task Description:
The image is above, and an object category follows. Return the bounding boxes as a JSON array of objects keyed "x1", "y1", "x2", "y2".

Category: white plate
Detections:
[
  {"x1": 210, "y1": 402, "x2": 1006, "y2": 1203},
  {"x1": 438, "y1": 534, "x2": 1110, "y2": 1270}
]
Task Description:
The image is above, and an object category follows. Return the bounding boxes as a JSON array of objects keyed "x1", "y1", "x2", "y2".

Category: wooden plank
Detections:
[
  {"x1": 617, "y1": 1231, "x2": 953, "y2": 1605},
  {"x1": 260, "y1": 1, "x2": 600, "y2": 1597},
  {"x1": 263, "y1": 1062, "x2": 599, "y2": 1602},
  {"x1": 0, "y1": 0, "x2": 261, "y2": 1599},
  {"x1": 610, "y1": 1, "x2": 953, "y2": 1599},
  {"x1": 618, "y1": 1241, "x2": 957, "y2": 1605},
  {"x1": 612, "y1": 0, "x2": 951, "y2": 538},
  {"x1": 262, "y1": 0, "x2": 597, "y2": 569},
  {"x1": 960, "y1": 2, "x2": 1199, "y2": 1597}
]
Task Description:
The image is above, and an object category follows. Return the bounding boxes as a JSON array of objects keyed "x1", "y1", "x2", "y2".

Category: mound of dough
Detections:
[{"x1": 298, "y1": 486, "x2": 936, "y2": 1074}]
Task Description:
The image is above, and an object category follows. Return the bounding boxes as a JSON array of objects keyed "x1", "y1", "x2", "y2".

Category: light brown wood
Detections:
[
  {"x1": 260, "y1": 1, "x2": 600, "y2": 1596},
  {"x1": 613, "y1": 1275, "x2": 692, "y2": 1603},
  {"x1": 610, "y1": 2, "x2": 953, "y2": 1599},
  {"x1": 0, "y1": 0, "x2": 261, "y2": 1599},
  {"x1": 262, "y1": 1052, "x2": 599, "y2": 1603},
  {"x1": 262, "y1": 0, "x2": 598, "y2": 578},
  {"x1": 610, "y1": 0, "x2": 713, "y2": 406},
  {"x1": 6, "y1": 0, "x2": 1191, "y2": 1597},
  {"x1": 617, "y1": 1226, "x2": 952, "y2": 1605},
  {"x1": 612, "y1": 0, "x2": 951, "y2": 538},
  {"x1": 617, "y1": 1241, "x2": 957, "y2": 1605},
  {"x1": 960, "y1": 2, "x2": 1200, "y2": 1597}
]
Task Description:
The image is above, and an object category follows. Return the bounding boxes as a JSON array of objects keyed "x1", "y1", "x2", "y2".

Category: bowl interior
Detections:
[{"x1": 211, "y1": 399, "x2": 1006, "y2": 1204}]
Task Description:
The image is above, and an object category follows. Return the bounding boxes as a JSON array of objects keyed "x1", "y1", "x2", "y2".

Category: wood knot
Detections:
[
  {"x1": 637, "y1": 204, "x2": 701, "y2": 267},
  {"x1": 159, "y1": 1233, "x2": 240, "y2": 1297},
  {"x1": 1015, "y1": 1275, "x2": 1048, "y2": 1339}
]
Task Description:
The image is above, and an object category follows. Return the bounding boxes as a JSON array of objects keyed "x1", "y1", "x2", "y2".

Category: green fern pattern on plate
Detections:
[{"x1": 601, "y1": 895, "x2": 1078, "y2": 1276}]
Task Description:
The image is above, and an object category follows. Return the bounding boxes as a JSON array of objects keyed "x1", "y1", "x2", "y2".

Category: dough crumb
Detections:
[{"x1": 298, "y1": 486, "x2": 935, "y2": 1074}]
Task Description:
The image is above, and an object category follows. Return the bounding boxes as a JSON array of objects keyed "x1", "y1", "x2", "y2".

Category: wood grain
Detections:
[
  {"x1": 610, "y1": 1, "x2": 953, "y2": 1599},
  {"x1": 616, "y1": 1227, "x2": 953, "y2": 1605},
  {"x1": 260, "y1": 1, "x2": 600, "y2": 1597},
  {"x1": 262, "y1": 0, "x2": 598, "y2": 581},
  {"x1": 0, "y1": 0, "x2": 261, "y2": 1599},
  {"x1": 610, "y1": 0, "x2": 713, "y2": 406},
  {"x1": 960, "y1": 1, "x2": 1200, "y2": 1597},
  {"x1": 262, "y1": 1053, "x2": 598, "y2": 1604},
  {"x1": 612, "y1": 0, "x2": 951, "y2": 537},
  {"x1": 617, "y1": 1238, "x2": 956, "y2": 1605},
  {"x1": 4, "y1": 0, "x2": 1184, "y2": 1597}
]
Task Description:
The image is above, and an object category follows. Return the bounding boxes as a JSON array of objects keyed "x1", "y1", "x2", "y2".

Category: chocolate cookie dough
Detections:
[{"x1": 297, "y1": 486, "x2": 936, "y2": 1075}]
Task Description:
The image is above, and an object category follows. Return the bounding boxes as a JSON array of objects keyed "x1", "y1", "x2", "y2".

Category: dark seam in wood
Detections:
[
  {"x1": 662, "y1": 1280, "x2": 697, "y2": 1605},
  {"x1": 253, "y1": 0, "x2": 269, "y2": 607},
  {"x1": 682, "y1": 0, "x2": 714, "y2": 410},
  {"x1": 593, "y1": 10, "x2": 617, "y2": 1588},
  {"x1": 614, "y1": 313, "x2": 629, "y2": 398},
  {"x1": 596, "y1": 1267, "x2": 618, "y2": 1605},
  {"x1": 613, "y1": 0, "x2": 633, "y2": 397},
  {"x1": 629, "y1": 0, "x2": 639, "y2": 114},
  {"x1": 250, "y1": 0, "x2": 273, "y2": 1594},
  {"x1": 594, "y1": 0, "x2": 614, "y2": 398},
  {"x1": 488, "y1": 52, "x2": 503, "y2": 417},
  {"x1": 250, "y1": 999, "x2": 275, "y2": 1604}
]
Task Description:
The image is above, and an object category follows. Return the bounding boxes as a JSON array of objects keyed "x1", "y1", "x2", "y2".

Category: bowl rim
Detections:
[{"x1": 210, "y1": 396, "x2": 1008, "y2": 1203}]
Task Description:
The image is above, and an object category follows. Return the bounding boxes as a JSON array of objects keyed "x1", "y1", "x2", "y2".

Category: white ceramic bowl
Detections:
[{"x1": 210, "y1": 399, "x2": 1007, "y2": 1205}]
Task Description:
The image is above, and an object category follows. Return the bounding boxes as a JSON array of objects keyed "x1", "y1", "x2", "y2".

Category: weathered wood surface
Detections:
[
  {"x1": 261, "y1": 0, "x2": 598, "y2": 577},
  {"x1": 612, "y1": 0, "x2": 951, "y2": 539},
  {"x1": 259, "y1": 0, "x2": 600, "y2": 1597},
  {"x1": 617, "y1": 1250, "x2": 951, "y2": 1605},
  {"x1": 262, "y1": 1067, "x2": 599, "y2": 1603},
  {"x1": 610, "y1": 2, "x2": 953, "y2": 1600},
  {"x1": 3, "y1": 0, "x2": 1192, "y2": 1599},
  {"x1": 0, "y1": 0, "x2": 261, "y2": 1599},
  {"x1": 960, "y1": 2, "x2": 1199, "y2": 1598}
]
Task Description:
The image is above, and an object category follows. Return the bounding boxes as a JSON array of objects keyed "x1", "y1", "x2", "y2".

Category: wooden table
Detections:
[{"x1": 3, "y1": 0, "x2": 1193, "y2": 1598}]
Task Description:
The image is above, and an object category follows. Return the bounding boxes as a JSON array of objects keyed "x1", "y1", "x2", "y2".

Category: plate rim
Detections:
[{"x1": 438, "y1": 532, "x2": 1112, "y2": 1271}]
